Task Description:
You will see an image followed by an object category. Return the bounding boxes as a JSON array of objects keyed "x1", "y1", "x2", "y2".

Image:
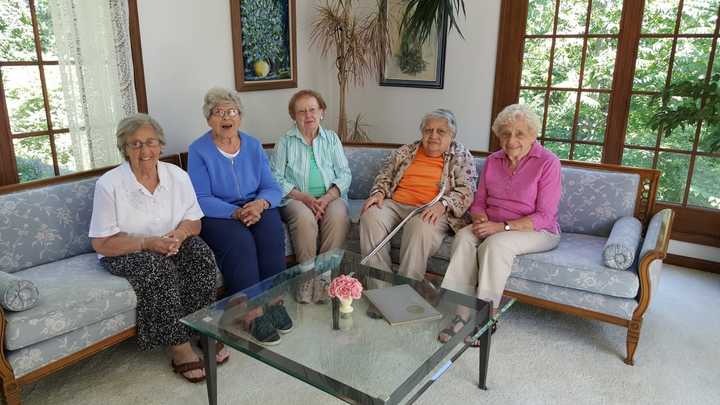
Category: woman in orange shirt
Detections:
[{"x1": 359, "y1": 109, "x2": 477, "y2": 289}]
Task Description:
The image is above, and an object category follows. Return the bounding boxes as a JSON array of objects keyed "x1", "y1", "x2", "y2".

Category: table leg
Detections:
[
  {"x1": 477, "y1": 306, "x2": 492, "y2": 390},
  {"x1": 201, "y1": 335, "x2": 218, "y2": 405}
]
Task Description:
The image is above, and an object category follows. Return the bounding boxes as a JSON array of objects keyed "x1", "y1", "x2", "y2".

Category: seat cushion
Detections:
[
  {"x1": 7, "y1": 310, "x2": 136, "y2": 378},
  {"x1": 4, "y1": 254, "x2": 137, "y2": 351},
  {"x1": 511, "y1": 233, "x2": 640, "y2": 299}
]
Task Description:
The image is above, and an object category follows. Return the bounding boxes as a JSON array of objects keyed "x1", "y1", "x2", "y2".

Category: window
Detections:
[
  {"x1": 492, "y1": 0, "x2": 720, "y2": 247},
  {"x1": 0, "y1": 0, "x2": 146, "y2": 186}
]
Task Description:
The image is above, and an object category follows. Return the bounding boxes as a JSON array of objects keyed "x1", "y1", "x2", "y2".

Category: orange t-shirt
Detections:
[{"x1": 393, "y1": 147, "x2": 444, "y2": 206}]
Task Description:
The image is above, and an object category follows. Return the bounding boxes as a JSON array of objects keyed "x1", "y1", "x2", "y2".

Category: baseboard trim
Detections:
[{"x1": 665, "y1": 254, "x2": 720, "y2": 274}]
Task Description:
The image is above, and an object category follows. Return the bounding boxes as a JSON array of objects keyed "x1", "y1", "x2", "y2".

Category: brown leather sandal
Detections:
[{"x1": 171, "y1": 360, "x2": 205, "y2": 383}]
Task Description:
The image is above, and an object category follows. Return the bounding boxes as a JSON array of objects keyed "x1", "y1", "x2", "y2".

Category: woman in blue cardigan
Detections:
[{"x1": 188, "y1": 87, "x2": 290, "y2": 346}]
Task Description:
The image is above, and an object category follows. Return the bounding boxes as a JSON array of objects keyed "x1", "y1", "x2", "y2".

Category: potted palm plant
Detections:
[
  {"x1": 311, "y1": 0, "x2": 466, "y2": 140},
  {"x1": 647, "y1": 73, "x2": 720, "y2": 152}
]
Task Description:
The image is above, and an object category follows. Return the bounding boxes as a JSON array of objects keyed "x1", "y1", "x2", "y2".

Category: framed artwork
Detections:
[
  {"x1": 229, "y1": 0, "x2": 297, "y2": 91},
  {"x1": 379, "y1": 0, "x2": 447, "y2": 89}
]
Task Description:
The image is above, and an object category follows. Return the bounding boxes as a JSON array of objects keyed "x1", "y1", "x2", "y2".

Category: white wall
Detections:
[
  {"x1": 347, "y1": 1, "x2": 501, "y2": 151},
  {"x1": 137, "y1": 0, "x2": 336, "y2": 154}
]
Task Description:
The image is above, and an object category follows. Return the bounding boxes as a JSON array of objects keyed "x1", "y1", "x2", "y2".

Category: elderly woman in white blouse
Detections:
[{"x1": 88, "y1": 114, "x2": 228, "y2": 384}]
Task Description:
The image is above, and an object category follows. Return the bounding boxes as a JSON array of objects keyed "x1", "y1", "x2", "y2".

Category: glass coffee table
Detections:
[{"x1": 181, "y1": 249, "x2": 515, "y2": 405}]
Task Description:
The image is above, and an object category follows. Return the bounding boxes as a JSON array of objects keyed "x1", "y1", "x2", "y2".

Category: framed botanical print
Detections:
[
  {"x1": 379, "y1": 0, "x2": 447, "y2": 89},
  {"x1": 229, "y1": 0, "x2": 298, "y2": 91}
]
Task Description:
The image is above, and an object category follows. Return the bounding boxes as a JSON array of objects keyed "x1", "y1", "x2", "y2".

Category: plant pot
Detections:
[{"x1": 254, "y1": 60, "x2": 271, "y2": 78}]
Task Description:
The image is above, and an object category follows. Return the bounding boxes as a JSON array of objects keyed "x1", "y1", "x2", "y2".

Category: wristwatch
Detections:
[
  {"x1": 440, "y1": 199, "x2": 449, "y2": 211},
  {"x1": 504, "y1": 221, "x2": 512, "y2": 231}
]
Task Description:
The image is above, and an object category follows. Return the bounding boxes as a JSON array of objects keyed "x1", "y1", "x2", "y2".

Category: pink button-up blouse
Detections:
[{"x1": 470, "y1": 142, "x2": 561, "y2": 233}]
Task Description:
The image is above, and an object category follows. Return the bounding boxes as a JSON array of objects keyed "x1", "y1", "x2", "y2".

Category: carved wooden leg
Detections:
[
  {"x1": 625, "y1": 319, "x2": 643, "y2": 366},
  {"x1": 1, "y1": 381, "x2": 21, "y2": 405}
]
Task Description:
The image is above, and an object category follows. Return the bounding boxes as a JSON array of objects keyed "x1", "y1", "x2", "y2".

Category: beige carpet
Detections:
[{"x1": 22, "y1": 264, "x2": 720, "y2": 405}]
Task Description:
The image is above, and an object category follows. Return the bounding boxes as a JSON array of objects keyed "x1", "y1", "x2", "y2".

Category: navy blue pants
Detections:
[{"x1": 201, "y1": 208, "x2": 286, "y2": 295}]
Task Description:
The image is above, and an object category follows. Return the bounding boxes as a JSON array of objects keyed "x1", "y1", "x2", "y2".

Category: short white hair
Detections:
[
  {"x1": 115, "y1": 113, "x2": 165, "y2": 160},
  {"x1": 202, "y1": 87, "x2": 244, "y2": 119},
  {"x1": 492, "y1": 104, "x2": 541, "y2": 136},
  {"x1": 419, "y1": 108, "x2": 457, "y2": 137}
]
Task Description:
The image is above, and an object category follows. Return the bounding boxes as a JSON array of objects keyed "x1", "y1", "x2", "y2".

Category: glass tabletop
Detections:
[{"x1": 181, "y1": 249, "x2": 515, "y2": 404}]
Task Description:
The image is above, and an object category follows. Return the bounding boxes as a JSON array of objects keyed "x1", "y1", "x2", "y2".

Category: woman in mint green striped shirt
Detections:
[{"x1": 271, "y1": 90, "x2": 352, "y2": 303}]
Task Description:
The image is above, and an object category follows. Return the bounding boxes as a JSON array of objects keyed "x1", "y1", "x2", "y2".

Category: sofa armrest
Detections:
[
  {"x1": 0, "y1": 306, "x2": 17, "y2": 384},
  {"x1": 633, "y1": 209, "x2": 674, "y2": 319}
]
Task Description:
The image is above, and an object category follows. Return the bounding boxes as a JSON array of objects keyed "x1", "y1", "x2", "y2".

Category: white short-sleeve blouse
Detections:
[{"x1": 89, "y1": 161, "x2": 203, "y2": 239}]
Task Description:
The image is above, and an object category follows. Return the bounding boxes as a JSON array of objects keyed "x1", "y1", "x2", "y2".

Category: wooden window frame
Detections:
[
  {"x1": 491, "y1": 0, "x2": 720, "y2": 248},
  {"x1": 0, "y1": 0, "x2": 147, "y2": 187}
]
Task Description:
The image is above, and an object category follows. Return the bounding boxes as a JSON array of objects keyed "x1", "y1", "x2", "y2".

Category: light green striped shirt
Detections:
[{"x1": 271, "y1": 126, "x2": 352, "y2": 205}]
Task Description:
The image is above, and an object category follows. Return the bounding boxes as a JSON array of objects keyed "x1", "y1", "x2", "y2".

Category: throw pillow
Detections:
[
  {"x1": 0, "y1": 271, "x2": 40, "y2": 312},
  {"x1": 603, "y1": 216, "x2": 642, "y2": 270}
]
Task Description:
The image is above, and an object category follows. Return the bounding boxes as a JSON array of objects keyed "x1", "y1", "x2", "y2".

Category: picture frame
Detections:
[
  {"x1": 229, "y1": 0, "x2": 297, "y2": 91},
  {"x1": 379, "y1": 0, "x2": 447, "y2": 89}
]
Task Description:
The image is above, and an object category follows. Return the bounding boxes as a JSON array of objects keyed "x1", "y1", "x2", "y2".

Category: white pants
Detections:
[{"x1": 441, "y1": 225, "x2": 560, "y2": 308}]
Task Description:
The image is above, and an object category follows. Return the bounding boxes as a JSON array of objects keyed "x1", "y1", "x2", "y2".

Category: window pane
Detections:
[
  {"x1": 583, "y1": 38, "x2": 617, "y2": 89},
  {"x1": 633, "y1": 38, "x2": 673, "y2": 91},
  {"x1": 521, "y1": 39, "x2": 552, "y2": 87},
  {"x1": 556, "y1": 0, "x2": 588, "y2": 35},
  {"x1": 552, "y1": 38, "x2": 583, "y2": 88},
  {"x1": 519, "y1": 89, "x2": 547, "y2": 123},
  {"x1": 44, "y1": 65, "x2": 68, "y2": 129},
  {"x1": 642, "y1": 0, "x2": 680, "y2": 34},
  {"x1": 656, "y1": 151, "x2": 690, "y2": 203},
  {"x1": 659, "y1": 97, "x2": 695, "y2": 151},
  {"x1": 1, "y1": 66, "x2": 48, "y2": 133},
  {"x1": 36, "y1": 0, "x2": 56, "y2": 61},
  {"x1": 576, "y1": 92, "x2": 609, "y2": 142},
  {"x1": 588, "y1": 0, "x2": 622, "y2": 34},
  {"x1": 526, "y1": 0, "x2": 556, "y2": 35},
  {"x1": 572, "y1": 143, "x2": 602, "y2": 162},
  {"x1": 625, "y1": 95, "x2": 660, "y2": 147},
  {"x1": 622, "y1": 148, "x2": 655, "y2": 168},
  {"x1": 0, "y1": 0, "x2": 36, "y2": 61},
  {"x1": 55, "y1": 132, "x2": 84, "y2": 175},
  {"x1": 679, "y1": 0, "x2": 719, "y2": 34},
  {"x1": 544, "y1": 141, "x2": 571, "y2": 159},
  {"x1": 13, "y1": 135, "x2": 54, "y2": 182},
  {"x1": 671, "y1": 38, "x2": 713, "y2": 84},
  {"x1": 698, "y1": 123, "x2": 720, "y2": 153},
  {"x1": 688, "y1": 156, "x2": 720, "y2": 208},
  {"x1": 546, "y1": 91, "x2": 577, "y2": 140}
]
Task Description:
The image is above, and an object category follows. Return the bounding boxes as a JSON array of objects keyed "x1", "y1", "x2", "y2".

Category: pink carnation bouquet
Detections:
[{"x1": 328, "y1": 274, "x2": 363, "y2": 301}]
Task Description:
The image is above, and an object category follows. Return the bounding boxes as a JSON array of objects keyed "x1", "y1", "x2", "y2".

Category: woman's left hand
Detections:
[
  {"x1": 473, "y1": 221, "x2": 504, "y2": 238},
  {"x1": 237, "y1": 200, "x2": 267, "y2": 226},
  {"x1": 420, "y1": 202, "x2": 446, "y2": 225}
]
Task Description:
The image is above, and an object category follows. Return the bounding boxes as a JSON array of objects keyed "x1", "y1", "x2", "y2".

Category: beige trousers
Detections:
[
  {"x1": 280, "y1": 199, "x2": 350, "y2": 264},
  {"x1": 441, "y1": 225, "x2": 560, "y2": 308},
  {"x1": 359, "y1": 199, "x2": 450, "y2": 281}
]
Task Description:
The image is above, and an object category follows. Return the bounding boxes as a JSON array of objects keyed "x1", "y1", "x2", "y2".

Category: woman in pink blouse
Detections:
[{"x1": 438, "y1": 104, "x2": 562, "y2": 344}]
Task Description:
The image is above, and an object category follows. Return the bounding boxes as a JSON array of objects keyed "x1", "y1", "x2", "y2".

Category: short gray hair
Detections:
[
  {"x1": 115, "y1": 113, "x2": 166, "y2": 160},
  {"x1": 202, "y1": 87, "x2": 244, "y2": 119},
  {"x1": 492, "y1": 104, "x2": 541, "y2": 136},
  {"x1": 419, "y1": 108, "x2": 457, "y2": 137}
]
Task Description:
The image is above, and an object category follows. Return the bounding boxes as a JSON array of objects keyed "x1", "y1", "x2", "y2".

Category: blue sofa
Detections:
[{"x1": 0, "y1": 145, "x2": 672, "y2": 404}]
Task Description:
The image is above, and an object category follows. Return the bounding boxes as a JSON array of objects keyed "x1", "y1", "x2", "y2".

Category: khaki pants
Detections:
[
  {"x1": 441, "y1": 225, "x2": 560, "y2": 308},
  {"x1": 359, "y1": 199, "x2": 450, "y2": 282},
  {"x1": 280, "y1": 199, "x2": 350, "y2": 264}
]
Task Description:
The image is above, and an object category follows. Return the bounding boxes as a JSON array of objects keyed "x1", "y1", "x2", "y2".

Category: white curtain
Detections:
[{"x1": 48, "y1": 0, "x2": 137, "y2": 170}]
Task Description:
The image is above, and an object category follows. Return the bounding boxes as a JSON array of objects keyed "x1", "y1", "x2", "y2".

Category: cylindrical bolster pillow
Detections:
[
  {"x1": 0, "y1": 272, "x2": 40, "y2": 312},
  {"x1": 603, "y1": 216, "x2": 642, "y2": 270}
]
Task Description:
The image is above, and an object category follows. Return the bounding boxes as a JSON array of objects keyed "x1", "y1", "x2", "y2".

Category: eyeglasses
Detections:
[
  {"x1": 212, "y1": 108, "x2": 240, "y2": 118},
  {"x1": 125, "y1": 139, "x2": 161, "y2": 150},
  {"x1": 422, "y1": 127, "x2": 451, "y2": 137},
  {"x1": 295, "y1": 107, "x2": 320, "y2": 115}
]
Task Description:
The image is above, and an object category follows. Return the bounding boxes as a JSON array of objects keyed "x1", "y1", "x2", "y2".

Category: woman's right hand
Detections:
[
  {"x1": 143, "y1": 236, "x2": 180, "y2": 256},
  {"x1": 295, "y1": 192, "x2": 324, "y2": 217},
  {"x1": 361, "y1": 192, "x2": 384, "y2": 214}
]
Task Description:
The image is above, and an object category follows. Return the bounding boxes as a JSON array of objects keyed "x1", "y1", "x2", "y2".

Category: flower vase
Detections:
[{"x1": 339, "y1": 297, "x2": 354, "y2": 314}]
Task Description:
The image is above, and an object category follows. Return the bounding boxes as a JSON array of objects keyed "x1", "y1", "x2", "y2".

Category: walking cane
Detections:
[{"x1": 360, "y1": 182, "x2": 447, "y2": 265}]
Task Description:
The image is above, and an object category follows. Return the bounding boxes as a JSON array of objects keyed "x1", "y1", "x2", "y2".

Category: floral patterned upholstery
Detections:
[
  {"x1": 7, "y1": 310, "x2": 135, "y2": 378},
  {"x1": 4, "y1": 253, "x2": 136, "y2": 351},
  {"x1": 0, "y1": 178, "x2": 96, "y2": 273}
]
